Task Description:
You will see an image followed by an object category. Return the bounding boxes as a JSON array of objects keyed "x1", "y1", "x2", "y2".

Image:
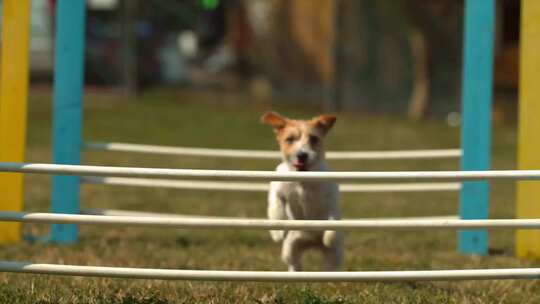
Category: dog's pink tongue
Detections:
[{"x1": 293, "y1": 162, "x2": 307, "y2": 171}]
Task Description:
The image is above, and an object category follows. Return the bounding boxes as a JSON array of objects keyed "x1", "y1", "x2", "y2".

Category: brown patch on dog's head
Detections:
[
  {"x1": 261, "y1": 111, "x2": 288, "y2": 132},
  {"x1": 311, "y1": 115, "x2": 337, "y2": 135},
  {"x1": 261, "y1": 112, "x2": 337, "y2": 171}
]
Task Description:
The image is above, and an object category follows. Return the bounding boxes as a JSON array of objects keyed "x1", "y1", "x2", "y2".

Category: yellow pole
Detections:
[
  {"x1": 517, "y1": 0, "x2": 540, "y2": 258},
  {"x1": 0, "y1": 0, "x2": 31, "y2": 243}
]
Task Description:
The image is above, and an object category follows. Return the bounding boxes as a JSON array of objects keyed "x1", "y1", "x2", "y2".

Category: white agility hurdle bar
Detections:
[
  {"x1": 82, "y1": 177, "x2": 461, "y2": 193},
  {"x1": 83, "y1": 141, "x2": 462, "y2": 160},
  {"x1": 2, "y1": 211, "x2": 540, "y2": 230},
  {"x1": 81, "y1": 208, "x2": 459, "y2": 221},
  {"x1": 1, "y1": 261, "x2": 539, "y2": 282},
  {"x1": 2, "y1": 162, "x2": 540, "y2": 182}
]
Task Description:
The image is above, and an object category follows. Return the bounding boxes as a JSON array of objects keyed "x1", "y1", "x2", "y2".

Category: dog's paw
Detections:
[
  {"x1": 323, "y1": 230, "x2": 342, "y2": 248},
  {"x1": 269, "y1": 230, "x2": 285, "y2": 242}
]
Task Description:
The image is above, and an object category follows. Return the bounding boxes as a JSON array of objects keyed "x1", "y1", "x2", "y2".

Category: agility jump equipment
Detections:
[
  {"x1": 0, "y1": 0, "x2": 482, "y2": 253},
  {"x1": 6, "y1": 163, "x2": 540, "y2": 182},
  {"x1": 50, "y1": 0, "x2": 495, "y2": 256},
  {"x1": 81, "y1": 143, "x2": 463, "y2": 194},
  {"x1": 83, "y1": 141, "x2": 462, "y2": 160},
  {"x1": 517, "y1": 0, "x2": 540, "y2": 259},
  {"x1": 0, "y1": 0, "x2": 31, "y2": 243},
  {"x1": 80, "y1": 208, "x2": 459, "y2": 221},
  {"x1": 459, "y1": 0, "x2": 495, "y2": 256},
  {"x1": 81, "y1": 142, "x2": 463, "y2": 191},
  {"x1": 72, "y1": 147, "x2": 464, "y2": 241},
  {"x1": 1, "y1": 163, "x2": 540, "y2": 282},
  {"x1": 83, "y1": 176, "x2": 461, "y2": 193},
  {"x1": 50, "y1": 0, "x2": 86, "y2": 244},
  {"x1": 1, "y1": 262, "x2": 539, "y2": 282},
  {"x1": 79, "y1": 142, "x2": 463, "y2": 222},
  {"x1": 2, "y1": 0, "x2": 536, "y2": 260},
  {"x1": 3, "y1": 210, "x2": 540, "y2": 230},
  {"x1": 1, "y1": 0, "x2": 539, "y2": 285}
]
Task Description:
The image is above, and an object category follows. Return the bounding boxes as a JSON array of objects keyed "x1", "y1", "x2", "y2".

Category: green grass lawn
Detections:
[{"x1": 0, "y1": 88, "x2": 538, "y2": 303}]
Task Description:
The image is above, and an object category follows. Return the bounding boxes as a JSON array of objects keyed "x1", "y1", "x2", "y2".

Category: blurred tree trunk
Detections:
[
  {"x1": 407, "y1": 28, "x2": 429, "y2": 120},
  {"x1": 121, "y1": 0, "x2": 138, "y2": 97}
]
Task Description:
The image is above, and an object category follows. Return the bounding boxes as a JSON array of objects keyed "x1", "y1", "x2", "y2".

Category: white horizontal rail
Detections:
[
  {"x1": 83, "y1": 141, "x2": 462, "y2": 160},
  {"x1": 81, "y1": 209, "x2": 459, "y2": 221},
  {"x1": 83, "y1": 177, "x2": 270, "y2": 191},
  {"x1": 82, "y1": 177, "x2": 461, "y2": 193},
  {"x1": 1, "y1": 261, "x2": 538, "y2": 282},
  {"x1": 2, "y1": 212, "x2": 540, "y2": 230},
  {"x1": 2, "y1": 162, "x2": 540, "y2": 182}
]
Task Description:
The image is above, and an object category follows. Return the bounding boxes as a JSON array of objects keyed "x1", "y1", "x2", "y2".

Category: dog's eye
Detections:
[
  {"x1": 309, "y1": 135, "x2": 320, "y2": 145},
  {"x1": 285, "y1": 136, "x2": 295, "y2": 144}
]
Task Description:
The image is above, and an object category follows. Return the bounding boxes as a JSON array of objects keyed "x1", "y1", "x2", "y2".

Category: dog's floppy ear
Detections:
[
  {"x1": 261, "y1": 111, "x2": 288, "y2": 131},
  {"x1": 312, "y1": 114, "x2": 337, "y2": 134}
]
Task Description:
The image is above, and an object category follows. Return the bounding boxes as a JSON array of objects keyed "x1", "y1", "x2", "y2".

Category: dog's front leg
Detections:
[
  {"x1": 281, "y1": 231, "x2": 304, "y2": 271},
  {"x1": 322, "y1": 232, "x2": 343, "y2": 271},
  {"x1": 268, "y1": 183, "x2": 287, "y2": 242},
  {"x1": 322, "y1": 215, "x2": 344, "y2": 271}
]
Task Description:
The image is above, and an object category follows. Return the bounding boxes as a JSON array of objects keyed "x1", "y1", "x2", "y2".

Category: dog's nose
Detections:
[{"x1": 297, "y1": 152, "x2": 308, "y2": 162}]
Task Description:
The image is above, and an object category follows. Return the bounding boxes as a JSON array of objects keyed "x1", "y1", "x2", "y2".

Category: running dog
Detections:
[{"x1": 261, "y1": 111, "x2": 343, "y2": 271}]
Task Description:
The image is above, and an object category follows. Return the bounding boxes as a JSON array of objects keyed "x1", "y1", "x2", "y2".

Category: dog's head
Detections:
[{"x1": 261, "y1": 111, "x2": 336, "y2": 171}]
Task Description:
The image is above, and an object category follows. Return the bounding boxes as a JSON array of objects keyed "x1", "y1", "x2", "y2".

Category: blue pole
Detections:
[
  {"x1": 51, "y1": 0, "x2": 86, "y2": 244},
  {"x1": 459, "y1": 0, "x2": 495, "y2": 255}
]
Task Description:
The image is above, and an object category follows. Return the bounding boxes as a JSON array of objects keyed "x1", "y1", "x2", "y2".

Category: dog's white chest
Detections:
[
  {"x1": 270, "y1": 163, "x2": 339, "y2": 221},
  {"x1": 296, "y1": 184, "x2": 330, "y2": 219}
]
